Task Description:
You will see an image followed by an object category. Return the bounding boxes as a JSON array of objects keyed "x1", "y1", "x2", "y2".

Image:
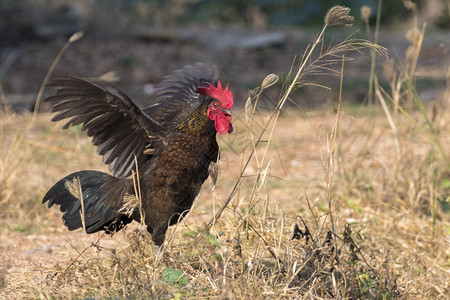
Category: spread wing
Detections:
[
  {"x1": 143, "y1": 62, "x2": 219, "y2": 128},
  {"x1": 45, "y1": 77, "x2": 163, "y2": 178}
]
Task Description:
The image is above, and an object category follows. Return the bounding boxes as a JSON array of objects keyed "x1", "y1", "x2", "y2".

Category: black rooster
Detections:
[{"x1": 42, "y1": 63, "x2": 233, "y2": 245}]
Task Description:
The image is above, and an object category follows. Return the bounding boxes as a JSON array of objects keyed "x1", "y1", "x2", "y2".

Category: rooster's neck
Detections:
[{"x1": 176, "y1": 102, "x2": 215, "y2": 136}]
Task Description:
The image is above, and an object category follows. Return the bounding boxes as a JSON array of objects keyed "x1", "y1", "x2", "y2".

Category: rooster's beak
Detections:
[{"x1": 222, "y1": 108, "x2": 232, "y2": 116}]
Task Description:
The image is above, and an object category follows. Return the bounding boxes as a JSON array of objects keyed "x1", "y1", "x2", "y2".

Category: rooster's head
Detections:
[{"x1": 197, "y1": 79, "x2": 233, "y2": 134}]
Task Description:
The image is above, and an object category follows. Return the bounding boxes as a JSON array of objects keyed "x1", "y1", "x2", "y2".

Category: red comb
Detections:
[{"x1": 197, "y1": 79, "x2": 233, "y2": 109}]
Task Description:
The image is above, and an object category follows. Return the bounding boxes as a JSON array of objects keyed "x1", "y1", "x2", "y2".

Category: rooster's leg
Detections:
[{"x1": 149, "y1": 224, "x2": 167, "y2": 246}]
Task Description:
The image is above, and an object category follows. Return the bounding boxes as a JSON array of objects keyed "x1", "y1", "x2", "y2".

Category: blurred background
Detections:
[{"x1": 0, "y1": 0, "x2": 448, "y2": 111}]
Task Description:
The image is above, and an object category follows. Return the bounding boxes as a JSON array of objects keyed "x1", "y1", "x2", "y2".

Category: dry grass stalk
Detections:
[
  {"x1": 131, "y1": 156, "x2": 145, "y2": 226},
  {"x1": 119, "y1": 194, "x2": 140, "y2": 217},
  {"x1": 64, "y1": 176, "x2": 87, "y2": 231},
  {"x1": 31, "y1": 31, "x2": 84, "y2": 124},
  {"x1": 374, "y1": 76, "x2": 401, "y2": 170},
  {"x1": 64, "y1": 177, "x2": 82, "y2": 201},
  {"x1": 325, "y1": 55, "x2": 346, "y2": 234}
]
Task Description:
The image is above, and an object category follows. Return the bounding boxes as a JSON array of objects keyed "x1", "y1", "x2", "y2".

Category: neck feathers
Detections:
[{"x1": 177, "y1": 103, "x2": 215, "y2": 136}]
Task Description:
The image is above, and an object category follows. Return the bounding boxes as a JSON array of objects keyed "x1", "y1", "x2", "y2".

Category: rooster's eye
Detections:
[{"x1": 212, "y1": 102, "x2": 219, "y2": 108}]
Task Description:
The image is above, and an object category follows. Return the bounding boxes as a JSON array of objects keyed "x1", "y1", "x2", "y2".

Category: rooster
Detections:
[{"x1": 42, "y1": 63, "x2": 233, "y2": 245}]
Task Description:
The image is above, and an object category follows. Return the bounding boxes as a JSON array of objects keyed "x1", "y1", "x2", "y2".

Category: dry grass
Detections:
[
  {"x1": 1, "y1": 106, "x2": 449, "y2": 299},
  {"x1": 1, "y1": 5, "x2": 449, "y2": 299}
]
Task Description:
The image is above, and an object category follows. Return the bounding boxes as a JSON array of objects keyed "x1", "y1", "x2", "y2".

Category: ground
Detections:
[{"x1": 0, "y1": 107, "x2": 449, "y2": 298}]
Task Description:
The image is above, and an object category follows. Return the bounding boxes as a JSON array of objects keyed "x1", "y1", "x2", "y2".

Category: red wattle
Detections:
[{"x1": 214, "y1": 113, "x2": 232, "y2": 135}]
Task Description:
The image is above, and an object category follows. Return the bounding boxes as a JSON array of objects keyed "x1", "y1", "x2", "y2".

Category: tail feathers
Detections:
[{"x1": 43, "y1": 170, "x2": 133, "y2": 233}]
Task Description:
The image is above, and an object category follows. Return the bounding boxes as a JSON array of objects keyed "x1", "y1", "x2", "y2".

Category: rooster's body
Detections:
[{"x1": 43, "y1": 63, "x2": 233, "y2": 245}]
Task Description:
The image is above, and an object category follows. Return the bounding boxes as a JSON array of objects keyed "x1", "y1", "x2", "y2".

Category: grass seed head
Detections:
[
  {"x1": 405, "y1": 28, "x2": 420, "y2": 45},
  {"x1": 406, "y1": 45, "x2": 417, "y2": 65},
  {"x1": 383, "y1": 59, "x2": 395, "y2": 82},
  {"x1": 403, "y1": 0, "x2": 417, "y2": 11},
  {"x1": 68, "y1": 31, "x2": 84, "y2": 43},
  {"x1": 360, "y1": 6, "x2": 372, "y2": 23},
  {"x1": 261, "y1": 73, "x2": 279, "y2": 90},
  {"x1": 325, "y1": 6, "x2": 354, "y2": 27}
]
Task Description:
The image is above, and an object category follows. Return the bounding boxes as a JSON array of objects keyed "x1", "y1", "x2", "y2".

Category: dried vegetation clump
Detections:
[{"x1": 1, "y1": 5, "x2": 449, "y2": 299}]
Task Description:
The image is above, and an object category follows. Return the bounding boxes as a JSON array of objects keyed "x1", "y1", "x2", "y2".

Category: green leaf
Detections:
[
  {"x1": 184, "y1": 230, "x2": 197, "y2": 238},
  {"x1": 208, "y1": 234, "x2": 219, "y2": 247},
  {"x1": 346, "y1": 199, "x2": 363, "y2": 213},
  {"x1": 161, "y1": 268, "x2": 189, "y2": 287},
  {"x1": 213, "y1": 253, "x2": 223, "y2": 263},
  {"x1": 441, "y1": 179, "x2": 450, "y2": 190}
]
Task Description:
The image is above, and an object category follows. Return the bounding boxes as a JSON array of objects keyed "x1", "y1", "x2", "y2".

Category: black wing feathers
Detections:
[
  {"x1": 45, "y1": 62, "x2": 220, "y2": 178},
  {"x1": 144, "y1": 62, "x2": 219, "y2": 129},
  {"x1": 45, "y1": 77, "x2": 162, "y2": 178}
]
